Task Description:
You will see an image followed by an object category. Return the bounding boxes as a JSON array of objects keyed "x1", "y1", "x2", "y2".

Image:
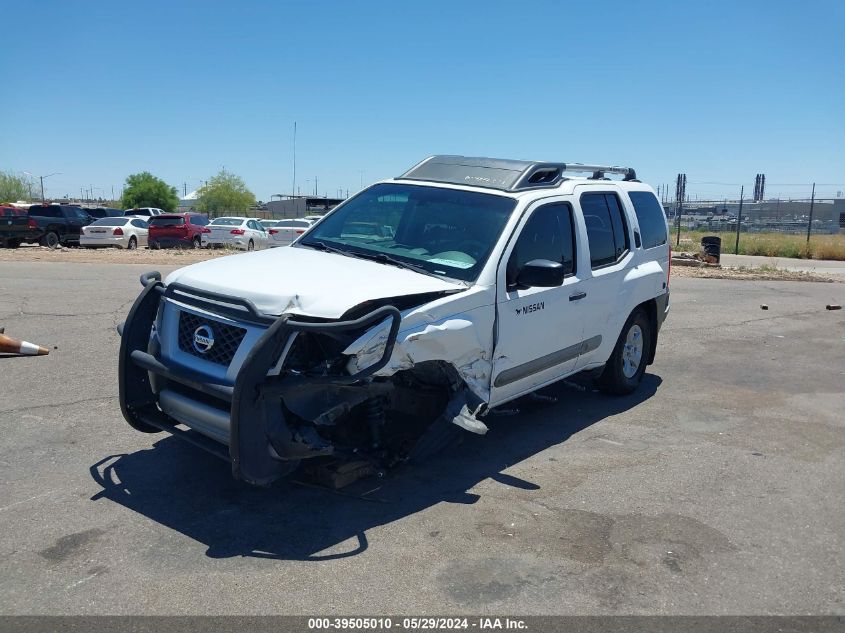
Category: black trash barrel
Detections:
[{"x1": 701, "y1": 236, "x2": 721, "y2": 263}]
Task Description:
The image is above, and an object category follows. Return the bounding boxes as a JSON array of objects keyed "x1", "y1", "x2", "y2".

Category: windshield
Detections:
[
  {"x1": 297, "y1": 183, "x2": 516, "y2": 282},
  {"x1": 92, "y1": 218, "x2": 128, "y2": 227},
  {"x1": 150, "y1": 216, "x2": 185, "y2": 226},
  {"x1": 210, "y1": 218, "x2": 244, "y2": 226}
]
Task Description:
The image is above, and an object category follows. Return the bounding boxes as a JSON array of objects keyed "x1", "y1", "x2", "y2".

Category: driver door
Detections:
[{"x1": 490, "y1": 199, "x2": 588, "y2": 406}]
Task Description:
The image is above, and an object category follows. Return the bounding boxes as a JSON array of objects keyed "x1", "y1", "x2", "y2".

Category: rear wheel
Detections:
[
  {"x1": 40, "y1": 231, "x2": 60, "y2": 249},
  {"x1": 247, "y1": 239, "x2": 254, "y2": 251},
  {"x1": 192, "y1": 236, "x2": 201, "y2": 249},
  {"x1": 127, "y1": 236, "x2": 138, "y2": 250},
  {"x1": 597, "y1": 308, "x2": 651, "y2": 395}
]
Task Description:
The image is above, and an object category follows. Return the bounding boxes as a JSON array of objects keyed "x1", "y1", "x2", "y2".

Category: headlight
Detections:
[{"x1": 343, "y1": 318, "x2": 392, "y2": 374}]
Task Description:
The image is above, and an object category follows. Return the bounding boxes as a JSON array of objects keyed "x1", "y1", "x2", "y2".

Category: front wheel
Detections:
[
  {"x1": 247, "y1": 239, "x2": 254, "y2": 251},
  {"x1": 127, "y1": 236, "x2": 138, "y2": 250},
  {"x1": 597, "y1": 308, "x2": 651, "y2": 395}
]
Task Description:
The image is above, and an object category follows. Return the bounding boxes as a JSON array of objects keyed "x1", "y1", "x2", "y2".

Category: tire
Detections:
[
  {"x1": 192, "y1": 236, "x2": 201, "y2": 249},
  {"x1": 597, "y1": 308, "x2": 652, "y2": 395},
  {"x1": 150, "y1": 241, "x2": 160, "y2": 250},
  {"x1": 40, "y1": 231, "x2": 60, "y2": 249},
  {"x1": 247, "y1": 239, "x2": 254, "y2": 251},
  {"x1": 127, "y1": 236, "x2": 138, "y2": 250}
]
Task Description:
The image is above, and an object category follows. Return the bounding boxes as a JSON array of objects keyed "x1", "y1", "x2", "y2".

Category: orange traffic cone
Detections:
[{"x1": 0, "y1": 330, "x2": 50, "y2": 356}]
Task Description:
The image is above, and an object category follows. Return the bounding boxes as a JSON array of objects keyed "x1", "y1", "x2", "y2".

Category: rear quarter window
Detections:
[{"x1": 628, "y1": 192, "x2": 667, "y2": 249}]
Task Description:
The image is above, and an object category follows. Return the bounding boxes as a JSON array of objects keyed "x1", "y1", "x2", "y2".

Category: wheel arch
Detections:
[{"x1": 637, "y1": 298, "x2": 658, "y2": 366}]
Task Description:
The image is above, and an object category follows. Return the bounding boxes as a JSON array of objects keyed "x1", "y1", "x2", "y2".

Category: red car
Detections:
[{"x1": 148, "y1": 213, "x2": 210, "y2": 249}]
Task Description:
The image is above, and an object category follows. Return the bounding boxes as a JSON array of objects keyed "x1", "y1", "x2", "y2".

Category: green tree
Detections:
[
  {"x1": 0, "y1": 171, "x2": 34, "y2": 203},
  {"x1": 197, "y1": 169, "x2": 256, "y2": 217},
  {"x1": 120, "y1": 172, "x2": 180, "y2": 211}
]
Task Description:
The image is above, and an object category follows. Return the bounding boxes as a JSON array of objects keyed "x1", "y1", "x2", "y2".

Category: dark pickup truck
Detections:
[
  {"x1": 26, "y1": 204, "x2": 93, "y2": 247},
  {"x1": 0, "y1": 206, "x2": 42, "y2": 248}
]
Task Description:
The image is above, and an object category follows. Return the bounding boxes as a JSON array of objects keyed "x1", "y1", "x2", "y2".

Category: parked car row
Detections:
[
  {"x1": 259, "y1": 217, "x2": 316, "y2": 246},
  {"x1": 1, "y1": 202, "x2": 318, "y2": 250}
]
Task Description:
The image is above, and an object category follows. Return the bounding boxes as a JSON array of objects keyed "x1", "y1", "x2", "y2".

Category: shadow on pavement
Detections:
[{"x1": 90, "y1": 374, "x2": 661, "y2": 561}]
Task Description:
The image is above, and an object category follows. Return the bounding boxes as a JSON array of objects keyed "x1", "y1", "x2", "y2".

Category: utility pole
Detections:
[
  {"x1": 292, "y1": 121, "x2": 297, "y2": 198},
  {"x1": 24, "y1": 171, "x2": 61, "y2": 203},
  {"x1": 675, "y1": 173, "x2": 686, "y2": 247},
  {"x1": 806, "y1": 182, "x2": 816, "y2": 244},
  {"x1": 735, "y1": 185, "x2": 744, "y2": 255},
  {"x1": 314, "y1": 177, "x2": 318, "y2": 197}
]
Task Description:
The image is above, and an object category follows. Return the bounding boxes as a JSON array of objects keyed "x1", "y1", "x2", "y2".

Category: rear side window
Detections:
[
  {"x1": 190, "y1": 215, "x2": 208, "y2": 226},
  {"x1": 507, "y1": 202, "x2": 576, "y2": 283},
  {"x1": 628, "y1": 192, "x2": 667, "y2": 249},
  {"x1": 131, "y1": 219, "x2": 148, "y2": 228},
  {"x1": 30, "y1": 206, "x2": 59, "y2": 218},
  {"x1": 581, "y1": 193, "x2": 630, "y2": 268}
]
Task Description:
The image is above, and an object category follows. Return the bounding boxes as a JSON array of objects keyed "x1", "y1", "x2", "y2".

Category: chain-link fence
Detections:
[{"x1": 661, "y1": 191, "x2": 845, "y2": 259}]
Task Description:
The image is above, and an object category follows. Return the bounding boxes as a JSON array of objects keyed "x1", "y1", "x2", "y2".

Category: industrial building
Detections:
[{"x1": 263, "y1": 195, "x2": 345, "y2": 220}]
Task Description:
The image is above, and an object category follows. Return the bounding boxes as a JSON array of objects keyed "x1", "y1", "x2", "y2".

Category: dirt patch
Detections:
[
  {"x1": 0, "y1": 244, "x2": 234, "y2": 266},
  {"x1": 671, "y1": 264, "x2": 837, "y2": 283}
]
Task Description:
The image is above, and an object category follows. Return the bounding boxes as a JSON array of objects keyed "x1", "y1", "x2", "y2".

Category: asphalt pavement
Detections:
[{"x1": 0, "y1": 261, "x2": 843, "y2": 615}]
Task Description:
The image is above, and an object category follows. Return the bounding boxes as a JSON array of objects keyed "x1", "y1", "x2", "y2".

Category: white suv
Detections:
[{"x1": 119, "y1": 155, "x2": 670, "y2": 485}]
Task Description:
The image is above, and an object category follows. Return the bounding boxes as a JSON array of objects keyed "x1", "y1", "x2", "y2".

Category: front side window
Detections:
[
  {"x1": 581, "y1": 193, "x2": 630, "y2": 268},
  {"x1": 507, "y1": 202, "x2": 576, "y2": 284},
  {"x1": 628, "y1": 191, "x2": 667, "y2": 249},
  {"x1": 298, "y1": 183, "x2": 517, "y2": 282}
]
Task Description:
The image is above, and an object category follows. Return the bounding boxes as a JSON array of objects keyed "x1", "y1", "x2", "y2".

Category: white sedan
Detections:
[
  {"x1": 202, "y1": 217, "x2": 269, "y2": 251},
  {"x1": 80, "y1": 217, "x2": 149, "y2": 249},
  {"x1": 263, "y1": 218, "x2": 314, "y2": 247}
]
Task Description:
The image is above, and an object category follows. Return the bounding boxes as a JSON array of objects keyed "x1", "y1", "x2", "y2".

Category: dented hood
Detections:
[{"x1": 163, "y1": 246, "x2": 463, "y2": 318}]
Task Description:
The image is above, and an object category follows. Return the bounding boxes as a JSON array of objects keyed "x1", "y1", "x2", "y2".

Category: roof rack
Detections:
[{"x1": 399, "y1": 155, "x2": 637, "y2": 192}]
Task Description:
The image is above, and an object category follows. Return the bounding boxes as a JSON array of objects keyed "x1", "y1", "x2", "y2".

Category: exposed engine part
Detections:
[{"x1": 365, "y1": 397, "x2": 386, "y2": 449}]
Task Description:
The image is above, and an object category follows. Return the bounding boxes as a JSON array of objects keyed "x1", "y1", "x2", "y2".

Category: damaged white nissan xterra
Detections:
[{"x1": 119, "y1": 156, "x2": 670, "y2": 485}]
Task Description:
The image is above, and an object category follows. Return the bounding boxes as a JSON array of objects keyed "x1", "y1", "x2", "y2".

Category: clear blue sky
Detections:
[{"x1": 2, "y1": 0, "x2": 843, "y2": 202}]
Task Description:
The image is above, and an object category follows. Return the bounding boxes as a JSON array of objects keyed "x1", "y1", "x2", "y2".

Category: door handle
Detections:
[{"x1": 569, "y1": 291, "x2": 587, "y2": 301}]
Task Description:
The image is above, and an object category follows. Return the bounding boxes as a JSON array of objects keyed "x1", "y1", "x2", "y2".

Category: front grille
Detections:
[{"x1": 177, "y1": 311, "x2": 246, "y2": 366}]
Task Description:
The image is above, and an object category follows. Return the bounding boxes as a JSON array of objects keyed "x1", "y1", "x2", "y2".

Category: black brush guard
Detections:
[{"x1": 118, "y1": 271, "x2": 401, "y2": 486}]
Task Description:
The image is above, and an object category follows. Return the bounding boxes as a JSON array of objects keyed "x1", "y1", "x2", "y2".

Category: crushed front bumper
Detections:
[{"x1": 118, "y1": 271, "x2": 400, "y2": 486}]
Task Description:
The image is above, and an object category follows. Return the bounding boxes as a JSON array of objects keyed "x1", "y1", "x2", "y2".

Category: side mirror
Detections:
[{"x1": 515, "y1": 259, "x2": 565, "y2": 288}]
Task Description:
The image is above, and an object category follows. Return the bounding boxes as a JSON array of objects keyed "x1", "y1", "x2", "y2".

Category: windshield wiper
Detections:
[
  {"x1": 300, "y1": 240, "x2": 350, "y2": 257},
  {"x1": 346, "y1": 251, "x2": 437, "y2": 275},
  {"x1": 302, "y1": 240, "x2": 456, "y2": 281}
]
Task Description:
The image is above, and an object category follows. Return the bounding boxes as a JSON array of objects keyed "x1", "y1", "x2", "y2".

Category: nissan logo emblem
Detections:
[{"x1": 193, "y1": 325, "x2": 215, "y2": 354}]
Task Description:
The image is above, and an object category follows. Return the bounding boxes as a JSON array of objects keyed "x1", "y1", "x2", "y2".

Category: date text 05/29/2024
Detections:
[{"x1": 307, "y1": 617, "x2": 528, "y2": 630}]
